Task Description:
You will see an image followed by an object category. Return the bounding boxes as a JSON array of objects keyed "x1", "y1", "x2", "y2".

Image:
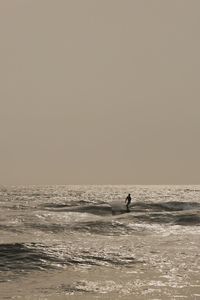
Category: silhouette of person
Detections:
[{"x1": 125, "y1": 193, "x2": 132, "y2": 211}]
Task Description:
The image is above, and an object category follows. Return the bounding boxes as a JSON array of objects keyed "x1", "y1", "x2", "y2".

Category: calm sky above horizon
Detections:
[{"x1": 0, "y1": 0, "x2": 200, "y2": 185}]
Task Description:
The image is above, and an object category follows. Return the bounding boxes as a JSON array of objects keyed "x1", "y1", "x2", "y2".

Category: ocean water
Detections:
[{"x1": 0, "y1": 185, "x2": 200, "y2": 300}]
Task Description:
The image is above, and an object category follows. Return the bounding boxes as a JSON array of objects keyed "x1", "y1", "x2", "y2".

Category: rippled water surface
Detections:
[{"x1": 0, "y1": 185, "x2": 200, "y2": 299}]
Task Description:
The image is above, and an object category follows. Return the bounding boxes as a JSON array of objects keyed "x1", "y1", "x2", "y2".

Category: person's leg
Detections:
[{"x1": 126, "y1": 203, "x2": 130, "y2": 212}]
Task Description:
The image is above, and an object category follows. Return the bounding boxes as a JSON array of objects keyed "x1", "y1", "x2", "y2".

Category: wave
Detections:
[
  {"x1": 42, "y1": 200, "x2": 200, "y2": 214},
  {"x1": 1, "y1": 201, "x2": 199, "y2": 241},
  {"x1": 0, "y1": 242, "x2": 138, "y2": 281},
  {"x1": 21, "y1": 201, "x2": 200, "y2": 237},
  {"x1": 0, "y1": 224, "x2": 22, "y2": 233},
  {"x1": 43, "y1": 204, "x2": 113, "y2": 216},
  {"x1": 175, "y1": 214, "x2": 200, "y2": 225},
  {"x1": 132, "y1": 201, "x2": 200, "y2": 212},
  {"x1": 0, "y1": 243, "x2": 60, "y2": 273},
  {"x1": 24, "y1": 212, "x2": 200, "y2": 239},
  {"x1": 40, "y1": 201, "x2": 200, "y2": 225},
  {"x1": 123, "y1": 211, "x2": 200, "y2": 226},
  {"x1": 71, "y1": 219, "x2": 146, "y2": 235}
]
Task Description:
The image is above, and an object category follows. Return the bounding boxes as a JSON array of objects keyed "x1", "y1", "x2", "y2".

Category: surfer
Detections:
[{"x1": 125, "y1": 193, "x2": 132, "y2": 211}]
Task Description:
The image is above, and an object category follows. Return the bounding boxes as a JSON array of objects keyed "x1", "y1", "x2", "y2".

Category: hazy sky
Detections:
[{"x1": 0, "y1": 0, "x2": 200, "y2": 185}]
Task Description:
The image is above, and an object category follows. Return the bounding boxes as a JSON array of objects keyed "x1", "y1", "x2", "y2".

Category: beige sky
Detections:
[{"x1": 0, "y1": 0, "x2": 200, "y2": 185}]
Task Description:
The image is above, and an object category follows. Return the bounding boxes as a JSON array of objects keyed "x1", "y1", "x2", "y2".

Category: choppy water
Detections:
[{"x1": 0, "y1": 185, "x2": 200, "y2": 299}]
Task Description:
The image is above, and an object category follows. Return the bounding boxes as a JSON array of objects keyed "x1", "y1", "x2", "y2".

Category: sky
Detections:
[{"x1": 0, "y1": 0, "x2": 200, "y2": 185}]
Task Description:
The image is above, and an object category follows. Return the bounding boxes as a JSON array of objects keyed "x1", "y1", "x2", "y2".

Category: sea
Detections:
[{"x1": 0, "y1": 185, "x2": 200, "y2": 300}]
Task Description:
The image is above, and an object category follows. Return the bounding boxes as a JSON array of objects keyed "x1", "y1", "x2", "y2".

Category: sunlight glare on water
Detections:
[{"x1": 0, "y1": 185, "x2": 200, "y2": 299}]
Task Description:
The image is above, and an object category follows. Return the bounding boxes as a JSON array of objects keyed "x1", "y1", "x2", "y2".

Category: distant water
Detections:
[{"x1": 0, "y1": 185, "x2": 200, "y2": 299}]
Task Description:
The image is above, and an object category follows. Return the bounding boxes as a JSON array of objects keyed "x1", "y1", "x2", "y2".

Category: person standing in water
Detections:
[{"x1": 125, "y1": 193, "x2": 132, "y2": 211}]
